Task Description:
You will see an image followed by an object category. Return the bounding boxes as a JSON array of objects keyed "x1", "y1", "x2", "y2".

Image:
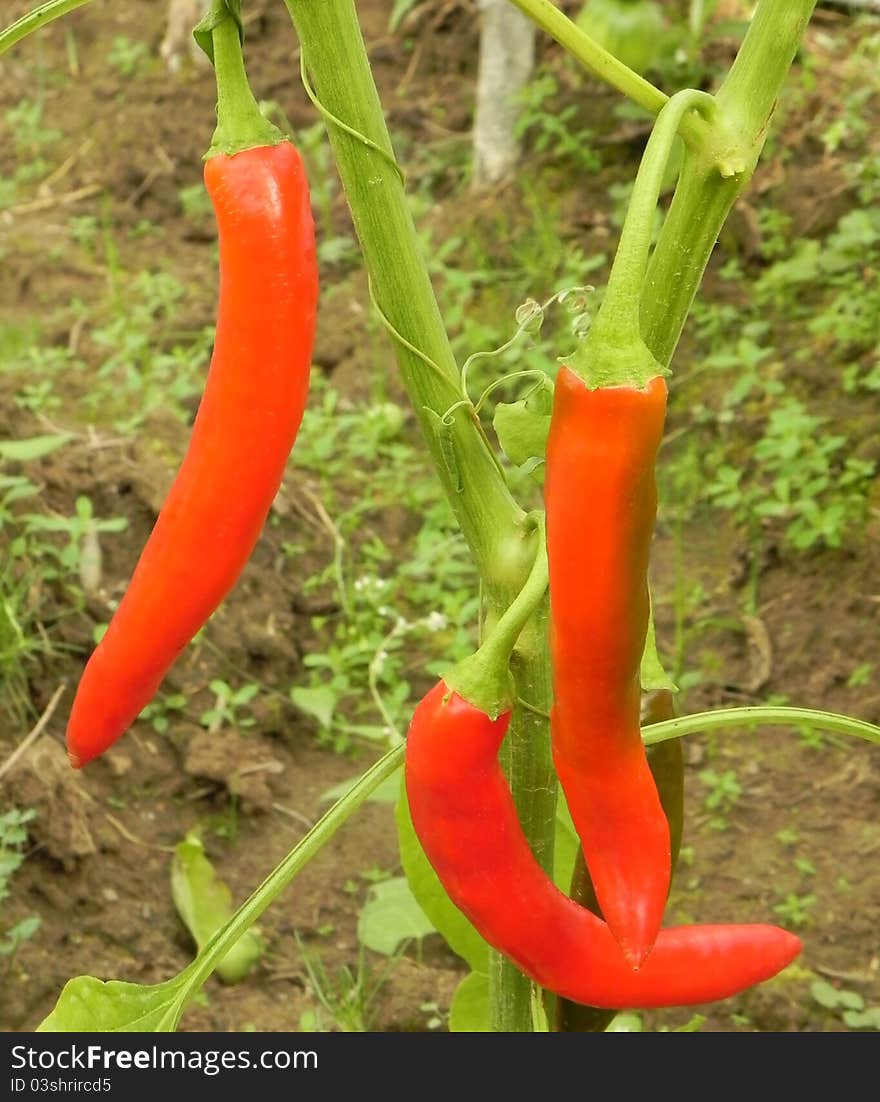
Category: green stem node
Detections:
[{"x1": 445, "y1": 517, "x2": 549, "y2": 717}]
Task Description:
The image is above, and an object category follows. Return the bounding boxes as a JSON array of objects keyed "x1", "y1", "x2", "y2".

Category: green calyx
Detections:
[
  {"x1": 199, "y1": 1, "x2": 284, "y2": 159},
  {"x1": 568, "y1": 329, "x2": 666, "y2": 391},
  {"x1": 444, "y1": 516, "x2": 549, "y2": 718}
]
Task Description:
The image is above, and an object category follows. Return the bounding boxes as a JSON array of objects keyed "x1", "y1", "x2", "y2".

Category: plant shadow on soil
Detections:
[{"x1": 0, "y1": 0, "x2": 878, "y2": 1033}]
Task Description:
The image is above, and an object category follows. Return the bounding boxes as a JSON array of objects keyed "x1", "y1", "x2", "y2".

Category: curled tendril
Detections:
[
  {"x1": 459, "y1": 284, "x2": 592, "y2": 405},
  {"x1": 366, "y1": 276, "x2": 460, "y2": 397},
  {"x1": 473, "y1": 370, "x2": 552, "y2": 416},
  {"x1": 440, "y1": 399, "x2": 473, "y2": 427},
  {"x1": 299, "y1": 52, "x2": 406, "y2": 187}
]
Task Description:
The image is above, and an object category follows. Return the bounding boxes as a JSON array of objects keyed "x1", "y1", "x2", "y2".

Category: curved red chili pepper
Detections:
[
  {"x1": 406, "y1": 681, "x2": 802, "y2": 1008},
  {"x1": 66, "y1": 141, "x2": 318, "y2": 768},
  {"x1": 545, "y1": 364, "x2": 671, "y2": 966}
]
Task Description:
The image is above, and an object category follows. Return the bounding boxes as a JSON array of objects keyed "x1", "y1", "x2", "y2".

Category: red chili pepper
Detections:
[
  {"x1": 66, "y1": 141, "x2": 318, "y2": 768},
  {"x1": 556, "y1": 689, "x2": 684, "y2": 1032},
  {"x1": 545, "y1": 364, "x2": 672, "y2": 966},
  {"x1": 405, "y1": 680, "x2": 801, "y2": 1008}
]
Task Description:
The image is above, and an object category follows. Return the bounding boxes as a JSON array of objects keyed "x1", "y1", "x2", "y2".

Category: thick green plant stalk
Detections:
[
  {"x1": 282, "y1": 0, "x2": 529, "y2": 604},
  {"x1": 642, "y1": 0, "x2": 818, "y2": 366},
  {"x1": 490, "y1": 605, "x2": 555, "y2": 1030},
  {"x1": 282, "y1": 0, "x2": 557, "y2": 1032}
]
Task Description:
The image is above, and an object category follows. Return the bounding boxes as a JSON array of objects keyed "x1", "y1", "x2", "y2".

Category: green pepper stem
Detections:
[
  {"x1": 506, "y1": 0, "x2": 711, "y2": 149},
  {"x1": 445, "y1": 517, "x2": 548, "y2": 717},
  {"x1": 572, "y1": 89, "x2": 713, "y2": 392},
  {"x1": 570, "y1": 88, "x2": 714, "y2": 389},
  {"x1": 597, "y1": 90, "x2": 714, "y2": 339},
  {"x1": 283, "y1": 0, "x2": 528, "y2": 607},
  {"x1": 284, "y1": 0, "x2": 553, "y2": 1036},
  {"x1": 206, "y1": 3, "x2": 283, "y2": 158},
  {"x1": 164, "y1": 745, "x2": 405, "y2": 1027},
  {"x1": 642, "y1": 0, "x2": 818, "y2": 368}
]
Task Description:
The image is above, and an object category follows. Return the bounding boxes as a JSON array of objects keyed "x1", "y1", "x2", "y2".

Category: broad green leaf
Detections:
[
  {"x1": 395, "y1": 782, "x2": 489, "y2": 972},
  {"x1": 493, "y1": 399, "x2": 551, "y2": 467},
  {"x1": 811, "y1": 979, "x2": 843, "y2": 1009},
  {"x1": 0, "y1": 433, "x2": 71, "y2": 461},
  {"x1": 37, "y1": 972, "x2": 194, "y2": 1033},
  {"x1": 576, "y1": 0, "x2": 673, "y2": 74},
  {"x1": 290, "y1": 685, "x2": 336, "y2": 729},
  {"x1": 843, "y1": 1008, "x2": 880, "y2": 1030},
  {"x1": 811, "y1": 979, "x2": 863, "y2": 1011},
  {"x1": 41, "y1": 748, "x2": 408, "y2": 1033},
  {"x1": 448, "y1": 971, "x2": 489, "y2": 1032},
  {"x1": 357, "y1": 876, "x2": 435, "y2": 956},
  {"x1": 607, "y1": 1010, "x2": 644, "y2": 1032},
  {"x1": 171, "y1": 834, "x2": 263, "y2": 984}
]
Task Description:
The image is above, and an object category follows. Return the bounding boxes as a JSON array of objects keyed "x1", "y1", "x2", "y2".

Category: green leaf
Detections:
[
  {"x1": 607, "y1": 1010, "x2": 644, "y2": 1031},
  {"x1": 576, "y1": 0, "x2": 673, "y2": 75},
  {"x1": 640, "y1": 600, "x2": 677, "y2": 693},
  {"x1": 357, "y1": 876, "x2": 435, "y2": 956},
  {"x1": 192, "y1": 0, "x2": 243, "y2": 65},
  {"x1": 291, "y1": 685, "x2": 337, "y2": 729},
  {"x1": 843, "y1": 1007, "x2": 880, "y2": 1030},
  {"x1": 448, "y1": 971, "x2": 489, "y2": 1032},
  {"x1": 40, "y1": 747, "x2": 407, "y2": 1033},
  {"x1": 171, "y1": 834, "x2": 263, "y2": 984},
  {"x1": 0, "y1": 434, "x2": 71, "y2": 461},
  {"x1": 0, "y1": 914, "x2": 40, "y2": 953},
  {"x1": 395, "y1": 780, "x2": 488, "y2": 972},
  {"x1": 37, "y1": 972, "x2": 195, "y2": 1033},
  {"x1": 530, "y1": 985, "x2": 550, "y2": 1032},
  {"x1": 553, "y1": 790, "x2": 580, "y2": 892},
  {"x1": 493, "y1": 389, "x2": 553, "y2": 468}
]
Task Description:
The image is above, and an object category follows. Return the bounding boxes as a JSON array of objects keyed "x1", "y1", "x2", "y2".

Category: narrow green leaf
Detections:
[
  {"x1": 0, "y1": 434, "x2": 71, "y2": 461},
  {"x1": 553, "y1": 791, "x2": 579, "y2": 892},
  {"x1": 389, "y1": 0, "x2": 420, "y2": 33},
  {"x1": 640, "y1": 600, "x2": 677, "y2": 692},
  {"x1": 171, "y1": 834, "x2": 263, "y2": 984}
]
